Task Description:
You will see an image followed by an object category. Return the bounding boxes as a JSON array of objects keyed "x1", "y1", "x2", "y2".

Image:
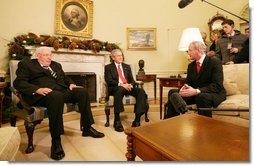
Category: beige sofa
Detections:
[{"x1": 212, "y1": 63, "x2": 249, "y2": 127}]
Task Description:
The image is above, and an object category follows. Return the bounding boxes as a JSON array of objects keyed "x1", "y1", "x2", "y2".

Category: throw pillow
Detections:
[{"x1": 223, "y1": 78, "x2": 240, "y2": 96}]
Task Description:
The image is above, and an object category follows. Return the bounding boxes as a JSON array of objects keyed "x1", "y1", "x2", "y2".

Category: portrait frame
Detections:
[
  {"x1": 127, "y1": 28, "x2": 157, "y2": 50},
  {"x1": 55, "y1": 0, "x2": 93, "y2": 38}
]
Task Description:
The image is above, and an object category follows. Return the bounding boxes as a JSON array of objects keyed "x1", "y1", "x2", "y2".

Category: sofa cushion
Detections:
[
  {"x1": 222, "y1": 65, "x2": 241, "y2": 96},
  {"x1": 222, "y1": 64, "x2": 249, "y2": 95},
  {"x1": 213, "y1": 94, "x2": 249, "y2": 116},
  {"x1": 223, "y1": 78, "x2": 240, "y2": 96},
  {"x1": 234, "y1": 64, "x2": 249, "y2": 94}
]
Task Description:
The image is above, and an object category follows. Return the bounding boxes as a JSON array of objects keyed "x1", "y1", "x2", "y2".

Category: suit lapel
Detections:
[{"x1": 111, "y1": 63, "x2": 118, "y2": 80}]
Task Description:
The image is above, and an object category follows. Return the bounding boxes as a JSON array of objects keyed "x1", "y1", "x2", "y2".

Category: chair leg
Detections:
[
  {"x1": 105, "y1": 105, "x2": 110, "y2": 127},
  {"x1": 24, "y1": 120, "x2": 42, "y2": 153},
  {"x1": 10, "y1": 114, "x2": 17, "y2": 127},
  {"x1": 145, "y1": 103, "x2": 150, "y2": 122}
]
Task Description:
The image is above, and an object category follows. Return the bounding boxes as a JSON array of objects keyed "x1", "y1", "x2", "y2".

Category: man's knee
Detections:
[
  {"x1": 73, "y1": 87, "x2": 89, "y2": 97},
  {"x1": 195, "y1": 93, "x2": 213, "y2": 108},
  {"x1": 168, "y1": 89, "x2": 179, "y2": 98},
  {"x1": 195, "y1": 93, "x2": 211, "y2": 102},
  {"x1": 48, "y1": 91, "x2": 64, "y2": 100},
  {"x1": 113, "y1": 86, "x2": 126, "y2": 98}
]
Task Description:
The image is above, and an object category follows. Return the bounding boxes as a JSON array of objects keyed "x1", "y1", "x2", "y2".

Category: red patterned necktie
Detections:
[
  {"x1": 196, "y1": 61, "x2": 201, "y2": 73},
  {"x1": 117, "y1": 64, "x2": 127, "y2": 84}
]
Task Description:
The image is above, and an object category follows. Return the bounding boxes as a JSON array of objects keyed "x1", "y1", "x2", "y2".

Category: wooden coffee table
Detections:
[{"x1": 125, "y1": 113, "x2": 249, "y2": 161}]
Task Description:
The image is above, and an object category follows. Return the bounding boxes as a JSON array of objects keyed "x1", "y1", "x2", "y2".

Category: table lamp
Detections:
[{"x1": 178, "y1": 27, "x2": 204, "y2": 51}]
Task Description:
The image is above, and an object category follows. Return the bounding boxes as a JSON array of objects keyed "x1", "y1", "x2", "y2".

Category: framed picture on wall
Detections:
[
  {"x1": 55, "y1": 0, "x2": 93, "y2": 38},
  {"x1": 127, "y1": 28, "x2": 157, "y2": 50}
]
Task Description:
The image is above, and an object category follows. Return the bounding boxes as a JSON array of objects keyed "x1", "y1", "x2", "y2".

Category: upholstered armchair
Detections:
[{"x1": 9, "y1": 60, "x2": 82, "y2": 154}]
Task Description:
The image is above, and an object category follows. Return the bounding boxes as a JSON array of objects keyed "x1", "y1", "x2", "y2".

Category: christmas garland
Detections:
[{"x1": 8, "y1": 32, "x2": 120, "y2": 60}]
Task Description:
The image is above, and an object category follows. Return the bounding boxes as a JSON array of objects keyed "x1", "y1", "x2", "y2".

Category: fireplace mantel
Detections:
[{"x1": 26, "y1": 46, "x2": 111, "y2": 102}]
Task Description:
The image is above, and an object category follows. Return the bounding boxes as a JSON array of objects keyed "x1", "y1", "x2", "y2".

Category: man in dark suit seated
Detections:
[
  {"x1": 165, "y1": 41, "x2": 226, "y2": 118},
  {"x1": 104, "y1": 49, "x2": 147, "y2": 132},
  {"x1": 13, "y1": 47, "x2": 104, "y2": 160}
]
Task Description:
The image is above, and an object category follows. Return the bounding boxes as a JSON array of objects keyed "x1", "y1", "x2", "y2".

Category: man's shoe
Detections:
[
  {"x1": 131, "y1": 121, "x2": 141, "y2": 127},
  {"x1": 50, "y1": 142, "x2": 65, "y2": 160},
  {"x1": 113, "y1": 121, "x2": 124, "y2": 132},
  {"x1": 82, "y1": 127, "x2": 105, "y2": 138}
]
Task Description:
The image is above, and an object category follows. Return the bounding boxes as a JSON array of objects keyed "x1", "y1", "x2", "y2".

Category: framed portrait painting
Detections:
[
  {"x1": 127, "y1": 28, "x2": 157, "y2": 50},
  {"x1": 55, "y1": 0, "x2": 93, "y2": 38}
]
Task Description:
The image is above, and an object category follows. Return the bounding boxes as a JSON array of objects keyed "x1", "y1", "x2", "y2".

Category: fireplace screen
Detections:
[{"x1": 65, "y1": 72, "x2": 96, "y2": 102}]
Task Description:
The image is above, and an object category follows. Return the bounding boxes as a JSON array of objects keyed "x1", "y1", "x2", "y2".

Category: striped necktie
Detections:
[{"x1": 43, "y1": 66, "x2": 57, "y2": 78}]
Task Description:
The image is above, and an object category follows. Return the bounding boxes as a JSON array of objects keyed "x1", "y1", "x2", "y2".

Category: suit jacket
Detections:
[
  {"x1": 13, "y1": 59, "x2": 74, "y2": 105},
  {"x1": 104, "y1": 63, "x2": 136, "y2": 94},
  {"x1": 186, "y1": 56, "x2": 226, "y2": 107}
]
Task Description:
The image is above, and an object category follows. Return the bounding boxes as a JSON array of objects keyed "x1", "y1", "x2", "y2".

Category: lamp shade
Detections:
[{"x1": 178, "y1": 27, "x2": 204, "y2": 51}]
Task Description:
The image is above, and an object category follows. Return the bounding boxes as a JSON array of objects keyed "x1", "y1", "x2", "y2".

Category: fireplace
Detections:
[{"x1": 65, "y1": 72, "x2": 96, "y2": 102}]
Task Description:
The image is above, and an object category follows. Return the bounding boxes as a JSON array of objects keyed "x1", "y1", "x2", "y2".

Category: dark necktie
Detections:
[
  {"x1": 196, "y1": 61, "x2": 201, "y2": 73},
  {"x1": 117, "y1": 64, "x2": 127, "y2": 84},
  {"x1": 43, "y1": 66, "x2": 57, "y2": 78}
]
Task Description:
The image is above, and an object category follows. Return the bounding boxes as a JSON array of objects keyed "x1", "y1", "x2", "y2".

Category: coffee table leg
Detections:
[{"x1": 125, "y1": 128, "x2": 136, "y2": 161}]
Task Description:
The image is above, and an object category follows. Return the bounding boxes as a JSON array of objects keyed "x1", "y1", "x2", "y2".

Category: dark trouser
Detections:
[
  {"x1": 35, "y1": 88, "x2": 94, "y2": 138},
  {"x1": 165, "y1": 89, "x2": 213, "y2": 119},
  {"x1": 110, "y1": 86, "x2": 147, "y2": 115}
]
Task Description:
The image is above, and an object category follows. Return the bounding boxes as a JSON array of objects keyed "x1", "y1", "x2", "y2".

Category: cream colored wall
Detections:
[{"x1": 0, "y1": 0, "x2": 249, "y2": 77}]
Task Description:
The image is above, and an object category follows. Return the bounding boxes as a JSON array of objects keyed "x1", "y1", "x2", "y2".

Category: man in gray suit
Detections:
[
  {"x1": 165, "y1": 41, "x2": 226, "y2": 119},
  {"x1": 14, "y1": 47, "x2": 104, "y2": 160}
]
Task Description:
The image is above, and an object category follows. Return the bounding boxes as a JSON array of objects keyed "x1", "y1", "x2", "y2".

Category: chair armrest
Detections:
[{"x1": 10, "y1": 87, "x2": 35, "y2": 115}]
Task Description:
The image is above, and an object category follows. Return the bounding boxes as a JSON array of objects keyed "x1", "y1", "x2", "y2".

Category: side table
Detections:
[
  {"x1": 136, "y1": 74, "x2": 156, "y2": 99},
  {"x1": 157, "y1": 77, "x2": 185, "y2": 119}
]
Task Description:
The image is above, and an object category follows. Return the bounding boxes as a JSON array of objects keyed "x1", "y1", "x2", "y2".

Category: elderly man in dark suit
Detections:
[
  {"x1": 104, "y1": 49, "x2": 147, "y2": 132},
  {"x1": 165, "y1": 41, "x2": 226, "y2": 119},
  {"x1": 13, "y1": 47, "x2": 104, "y2": 160}
]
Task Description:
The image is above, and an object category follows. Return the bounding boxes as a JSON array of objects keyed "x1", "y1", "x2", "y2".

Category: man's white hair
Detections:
[{"x1": 34, "y1": 47, "x2": 52, "y2": 57}]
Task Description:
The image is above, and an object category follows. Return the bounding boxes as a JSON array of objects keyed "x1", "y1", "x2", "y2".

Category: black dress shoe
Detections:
[
  {"x1": 113, "y1": 121, "x2": 124, "y2": 132},
  {"x1": 50, "y1": 142, "x2": 65, "y2": 160},
  {"x1": 131, "y1": 121, "x2": 141, "y2": 127},
  {"x1": 82, "y1": 127, "x2": 105, "y2": 138}
]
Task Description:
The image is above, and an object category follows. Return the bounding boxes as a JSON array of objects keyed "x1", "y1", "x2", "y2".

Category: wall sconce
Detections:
[{"x1": 178, "y1": 27, "x2": 204, "y2": 51}]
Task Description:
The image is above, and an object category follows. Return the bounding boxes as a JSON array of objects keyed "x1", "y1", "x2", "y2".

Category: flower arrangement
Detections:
[{"x1": 8, "y1": 32, "x2": 120, "y2": 60}]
